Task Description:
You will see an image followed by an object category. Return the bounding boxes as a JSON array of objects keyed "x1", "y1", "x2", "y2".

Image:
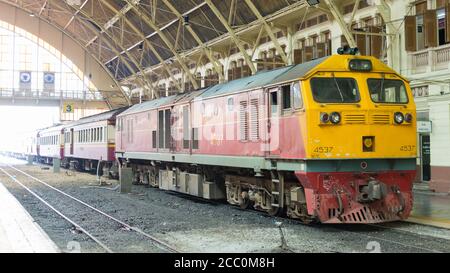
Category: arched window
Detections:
[{"x1": 0, "y1": 20, "x2": 99, "y2": 99}]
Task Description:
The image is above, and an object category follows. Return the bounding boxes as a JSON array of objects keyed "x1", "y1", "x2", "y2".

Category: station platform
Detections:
[
  {"x1": 0, "y1": 182, "x2": 59, "y2": 253},
  {"x1": 408, "y1": 183, "x2": 450, "y2": 229}
]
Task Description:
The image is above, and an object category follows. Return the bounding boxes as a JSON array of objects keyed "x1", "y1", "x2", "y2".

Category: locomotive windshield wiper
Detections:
[{"x1": 331, "y1": 72, "x2": 345, "y2": 102}]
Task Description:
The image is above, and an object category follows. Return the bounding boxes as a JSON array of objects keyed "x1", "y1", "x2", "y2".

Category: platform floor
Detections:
[
  {"x1": 0, "y1": 181, "x2": 59, "y2": 253},
  {"x1": 409, "y1": 184, "x2": 450, "y2": 229}
]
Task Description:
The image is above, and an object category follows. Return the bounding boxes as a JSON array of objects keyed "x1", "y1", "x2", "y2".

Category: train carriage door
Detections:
[
  {"x1": 267, "y1": 87, "x2": 281, "y2": 156},
  {"x1": 70, "y1": 129, "x2": 74, "y2": 155}
]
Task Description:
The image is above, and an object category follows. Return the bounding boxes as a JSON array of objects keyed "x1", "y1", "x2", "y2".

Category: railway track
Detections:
[
  {"x1": 167, "y1": 189, "x2": 450, "y2": 253},
  {"x1": 0, "y1": 164, "x2": 179, "y2": 253},
  {"x1": 1, "y1": 159, "x2": 449, "y2": 253}
]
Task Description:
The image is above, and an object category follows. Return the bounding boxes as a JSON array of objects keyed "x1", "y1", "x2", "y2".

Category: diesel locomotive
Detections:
[
  {"x1": 115, "y1": 54, "x2": 417, "y2": 224},
  {"x1": 16, "y1": 53, "x2": 417, "y2": 224}
]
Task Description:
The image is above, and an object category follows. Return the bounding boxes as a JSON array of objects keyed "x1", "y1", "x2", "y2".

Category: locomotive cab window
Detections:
[
  {"x1": 310, "y1": 77, "x2": 360, "y2": 103},
  {"x1": 270, "y1": 90, "x2": 278, "y2": 116},
  {"x1": 292, "y1": 82, "x2": 303, "y2": 109},
  {"x1": 281, "y1": 85, "x2": 291, "y2": 110},
  {"x1": 367, "y1": 78, "x2": 408, "y2": 104}
]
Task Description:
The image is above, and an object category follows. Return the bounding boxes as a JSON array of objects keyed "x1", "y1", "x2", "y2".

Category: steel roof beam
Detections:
[
  {"x1": 123, "y1": 0, "x2": 307, "y2": 84},
  {"x1": 244, "y1": 0, "x2": 288, "y2": 65},
  {"x1": 97, "y1": 0, "x2": 183, "y2": 93},
  {"x1": 61, "y1": 1, "x2": 156, "y2": 99},
  {"x1": 85, "y1": 0, "x2": 141, "y2": 48},
  {"x1": 205, "y1": 0, "x2": 256, "y2": 74},
  {"x1": 162, "y1": 0, "x2": 224, "y2": 82},
  {"x1": 323, "y1": 0, "x2": 357, "y2": 48},
  {"x1": 105, "y1": 2, "x2": 208, "y2": 66},
  {"x1": 61, "y1": 2, "x2": 146, "y2": 103},
  {"x1": 124, "y1": 0, "x2": 200, "y2": 90}
]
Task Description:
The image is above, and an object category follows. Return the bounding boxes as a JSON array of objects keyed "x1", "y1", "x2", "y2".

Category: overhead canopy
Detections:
[{"x1": 2, "y1": 0, "x2": 313, "y2": 105}]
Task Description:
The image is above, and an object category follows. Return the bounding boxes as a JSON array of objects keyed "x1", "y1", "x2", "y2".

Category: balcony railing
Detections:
[
  {"x1": 0, "y1": 88, "x2": 104, "y2": 101},
  {"x1": 409, "y1": 44, "x2": 450, "y2": 74}
]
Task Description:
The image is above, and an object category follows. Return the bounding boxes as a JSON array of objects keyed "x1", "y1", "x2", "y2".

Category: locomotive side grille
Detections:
[
  {"x1": 239, "y1": 101, "x2": 249, "y2": 141},
  {"x1": 343, "y1": 114, "x2": 366, "y2": 124},
  {"x1": 371, "y1": 114, "x2": 390, "y2": 124},
  {"x1": 250, "y1": 99, "x2": 260, "y2": 141}
]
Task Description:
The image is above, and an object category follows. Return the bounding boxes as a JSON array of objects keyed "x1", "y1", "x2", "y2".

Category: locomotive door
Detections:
[
  {"x1": 70, "y1": 129, "x2": 74, "y2": 155},
  {"x1": 267, "y1": 87, "x2": 281, "y2": 157}
]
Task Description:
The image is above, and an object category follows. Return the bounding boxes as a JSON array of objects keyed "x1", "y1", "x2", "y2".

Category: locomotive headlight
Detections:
[
  {"x1": 405, "y1": 113, "x2": 413, "y2": 123},
  {"x1": 349, "y1": 59, "x2": 372, "y2": 71},
  {"x1": 320, "y1": 112, "x2": 330, "y2": 123},
  {"x1": 330, "y1": 112, "x2": 341, "y2": 124},
  {"x1": 394, "y1": 112, "x2": 404, "y2": 124}
]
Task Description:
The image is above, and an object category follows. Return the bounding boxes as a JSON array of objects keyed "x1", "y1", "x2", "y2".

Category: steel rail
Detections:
[
  {"x1": 0, "y1": 167, "x2": 113, "y2": 253},
  {"x1": 3, "y1": 165, "x2": 179, "y2": 253}
]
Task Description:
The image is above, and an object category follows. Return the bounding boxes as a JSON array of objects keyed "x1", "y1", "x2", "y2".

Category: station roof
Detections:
[
  {"x1": 6, "y1": 1, "x2": 304, "y2": 78},
  {"x1": 5, "y1": 0, "x2": 313, "y2": 106}
]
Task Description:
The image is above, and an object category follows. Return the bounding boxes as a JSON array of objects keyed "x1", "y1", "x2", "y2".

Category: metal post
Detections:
[
  {"x1": 120, "y1": 167, "x2": 133, "y2": 194},
  {"x1": 27, "y1": 155, "x2": 34, "y2": 166},
  {"x1": 53, "y1": 158, "x2": 60, "y2": 173}
]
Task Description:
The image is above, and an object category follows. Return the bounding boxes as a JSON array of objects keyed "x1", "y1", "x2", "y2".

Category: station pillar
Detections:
[{"x1": 120, "y1": 167, "x2": 133, "y2": 194}]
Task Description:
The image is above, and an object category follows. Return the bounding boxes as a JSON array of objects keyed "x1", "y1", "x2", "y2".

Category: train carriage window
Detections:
[
  {"x1": 292, "y1": 82, "x2": 304, "y2": 109},
  {"x1": 281, "y1": 85, "x2": 291, "y2": 110},
  {"x1": 367, "y1": 78, "x2": 408, "y2": 104},
  {"x1": 270, "y1": 91, "x2": 278, "y2": 116},
  {"x1": 310, "y1": 77, "x2": 360, "y2": 103},
  {"x1": 227, "y1": 98, "x2": 234, "y2": 111}
]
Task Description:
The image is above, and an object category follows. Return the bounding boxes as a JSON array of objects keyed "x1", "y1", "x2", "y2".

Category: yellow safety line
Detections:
[{"x1": 406, "y1": 215, "x2": 450, "y2": 229}]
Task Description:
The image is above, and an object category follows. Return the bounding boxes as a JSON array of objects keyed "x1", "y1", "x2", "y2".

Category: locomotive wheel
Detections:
[
  {"x1": 267, "y1": 206, "x2": 283, "y2": 217},
  {"x1": 239, "y1": 191, "x2": 252, "y2": 209}
]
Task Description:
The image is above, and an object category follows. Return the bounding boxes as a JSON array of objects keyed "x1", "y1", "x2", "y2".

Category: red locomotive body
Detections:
[{"x1": 116, "y1": 55, "x2": 417, "y2": 224}]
